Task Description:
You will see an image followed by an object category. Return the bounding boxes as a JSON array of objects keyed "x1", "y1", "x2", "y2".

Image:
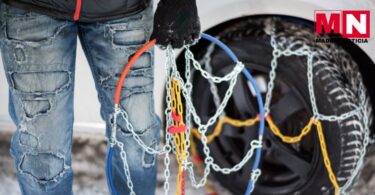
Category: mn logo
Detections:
[{"x1": 315, "y1": 10, "x2": 370, "y2": 38}]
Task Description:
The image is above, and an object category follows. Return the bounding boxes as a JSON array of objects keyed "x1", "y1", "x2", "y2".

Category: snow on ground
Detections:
[{"x1": 0, "y1": 131, "x2": 374, "y2": 195}]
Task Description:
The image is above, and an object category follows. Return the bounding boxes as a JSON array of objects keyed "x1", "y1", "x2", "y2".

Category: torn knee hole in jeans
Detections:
[
  {"x1": 19, "y1": 131, "x2": 38, "y2": 148},
  {"x1": 14, "y1": 44, "x2": 26, "y2": 63},
  {"x1": 22, "y1": 98, "x2": 51, "y2": 118},
  {"x1": 128, "y1": 52, "x2": 152, "y2": 70},
  {"x1": 19, "y1": 153, "x2": 68, "y2": 183},
  {"x1": 10, "y1": 70, "x2": 71, "y2": 94},
  {"x1": 108, "y1": 24, "x2": 146, "y2": 50},
  {"x1": 113, "y1": 28, "x2": 146, "y2": 46},
  {"x1": 5, "y1": 15, "x2": 68, "y2": 45},
  {"x1": 99, "y1": 68, "x2": 153, "y2": 91}
]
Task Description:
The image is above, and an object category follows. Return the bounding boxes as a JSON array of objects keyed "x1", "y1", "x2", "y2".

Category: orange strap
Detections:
[{"x1": 114, "y1": 40, "x2": 156, "y2": 104}]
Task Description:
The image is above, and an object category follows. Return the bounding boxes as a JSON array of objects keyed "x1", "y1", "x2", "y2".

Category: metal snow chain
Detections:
[
  {"x1": 116, "y1": 108, "x2": 171, "y2": 155},
  {"x1": 185, "y1": 159, "x2": 212, "y2": 188},
  {"x1": 109, "y1": 37, "x2": 255, "y2": 195},
  {"x1": 163, "y1": 146, "x2": 171, "y2": 195},
  {"x1": 197, "y1": 43, "x2": 223, "y2": 111},
  {"x1": 263, "y1": 22, "x2": 367, "y2": 194},
  {"x1": 267, "y1": 59, "x2": 337, "y2": 193},
  {"x1": 189, "y1": 135, "x2": 219, "y2": 194},
  {"x1": 245, "y1": 168, "x2": 262, "y2": 194},
  {"x1": 179, "y1": 64, "x2": 241, "y2": 130},
  {"x1": 166, "y1": 47, "x2": 241, "y2": 136},
  {"x1": 111, "y1": 109, "x2": 170, "y2": 195},
  {"x1": 210, "y1": 139, "x2": 262, "y2": 174},
  {"x1": 163, "y1": 47, "x2": 211, "y2": 189},
  {"x1": 306, "y1": 53, "x2": 320, "y2": 118},
  {"x1": 185, "y1": 48, "x2": 244, "y2": 83},
  {"x1": 114, "y1": 108, "x2": 175, "y2": 194},
  {"x1": 316, "y1": 108, "x2": 361, "y2": 122},
  {"x1": 263, "y1": 31, "x2": 279, "y2": 115},
  {"x1": 113, "y1": 139, "x2": 136, "y2": 195},
  {"x1": 165, "y1": 45, "x2": 264, "y2": 190},
  {"x1": 250, "y1": 169, "x2": 262, "y2": 186},
  {"x1": 188, "y1": 36, "x2": 264, "y2": 194},
  {"x1": 184, "y1": 51, "x2": 193, "y2": 158}
]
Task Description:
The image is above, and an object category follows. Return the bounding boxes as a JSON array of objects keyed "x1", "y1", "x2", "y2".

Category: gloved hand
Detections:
[{"x1": 151, "y1": 0, "x2": 201, "y2": 49}]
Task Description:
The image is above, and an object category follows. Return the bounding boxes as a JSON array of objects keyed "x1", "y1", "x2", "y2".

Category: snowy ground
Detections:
[{"x1": 0, "y1": 131, "x2": 374, "y2": 195}]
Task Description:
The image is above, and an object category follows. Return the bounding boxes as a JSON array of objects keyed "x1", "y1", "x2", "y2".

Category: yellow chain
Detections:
[
  {"x1": 170, "y1": 79, "x2": 187, "y2": 195},
  {"x1": 315, "y1": 120, "x2": 340, "y2": 195},
  {"x1": 266, "y1": 116, "x2": 339, "y2": 194},
  {"x1": 190, "y1": 114, "x2": 339, "y2": 194},
  {"x1": 191, "y1": 115, "x2": 260, "y2": 143},
  {"x1": 267, "y1": 116, "x2": 315, "y2": 143},
  {"x1": 170, "y1": 80, "x2": 177, "y2": 112},
  {"x1": 174, "y1": 79, "x2": 184, "y2": 123}
]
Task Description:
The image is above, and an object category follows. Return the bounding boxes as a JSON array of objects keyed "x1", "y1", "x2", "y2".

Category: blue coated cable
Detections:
[
  {"x1": 242, "y1": 68, "x2": 265, "y2": 195},
  {"x1": 106, "y1": 147, "x2": 118, "y2": 195},
  {"x1": 200, "y1": 33, "x2": 239, "y2": 62}
]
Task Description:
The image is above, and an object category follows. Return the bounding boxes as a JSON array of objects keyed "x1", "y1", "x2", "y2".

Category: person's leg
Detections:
[
  {"x1": 0, "y1": 3, "x2": 77, "y2": 195},
  {"x1": 78, "y1": 3, "x2": 161, "y2": 195}
]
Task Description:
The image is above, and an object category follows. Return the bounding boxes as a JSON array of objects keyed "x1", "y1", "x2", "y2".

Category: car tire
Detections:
[{"x1": 187, "y1": 17, "x2": 373, "y2": 195}]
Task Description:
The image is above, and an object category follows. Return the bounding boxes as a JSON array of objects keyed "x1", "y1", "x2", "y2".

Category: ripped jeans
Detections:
[{"x1": 0, "y1": 2, "x2": 160, "y2": 195}]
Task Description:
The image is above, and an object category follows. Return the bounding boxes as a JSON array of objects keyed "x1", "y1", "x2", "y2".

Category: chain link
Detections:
[
  {"x1": 185, "y1": 48, "x2": 244, "y2": 83},
  {"x1": 263, "y1": 27, "x2": 279, "y2": 115},
  {"x1": 247, "y1": 169, "x2": 262, "y2": 193},
  {"x1": 113, "y1": 139, "x2": 136, "y2": 195},
  {"x1": 116, "y1": 108, "x2": 171, "y2": 155},
  {"x1": 198, "y1": 43, "x2": 223, "y2": 111},
  {"x1": 210, "y1": 140, "x2": 262, "y2": 174}
]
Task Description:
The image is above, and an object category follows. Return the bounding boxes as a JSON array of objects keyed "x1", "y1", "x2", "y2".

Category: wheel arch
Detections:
[{"x1": 198, "y1": 0, "x2": 375, "y2": 62}]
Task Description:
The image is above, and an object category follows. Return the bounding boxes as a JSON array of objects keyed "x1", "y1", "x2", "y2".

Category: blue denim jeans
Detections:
[{"x1": 0, "y1": 2, "x2": 160, "y2": 195}]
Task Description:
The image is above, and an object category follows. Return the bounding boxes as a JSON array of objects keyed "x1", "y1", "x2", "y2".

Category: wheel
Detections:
[{"x1": 186, "y1": 17, "x2": 373, "y2": 195}]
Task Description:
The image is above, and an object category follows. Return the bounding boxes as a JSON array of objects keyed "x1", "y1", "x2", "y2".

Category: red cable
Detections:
[
  {"x1": 168, "y1": 125, "x2": 187, "y2": 134},
  {"x1": 181, "y1": 170, "x2": 186, "y2": 195},
  {"x1": 74, "y1": 0, "x2": 82, "y2": 21},
  {"x1": 114, "y1": 39, "x2": 157, "y2": 104}
]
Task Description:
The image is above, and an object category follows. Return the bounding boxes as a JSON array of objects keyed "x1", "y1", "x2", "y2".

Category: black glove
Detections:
[{"x1": 151, "y1": 0, "x2": 201, "y2": 49}]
